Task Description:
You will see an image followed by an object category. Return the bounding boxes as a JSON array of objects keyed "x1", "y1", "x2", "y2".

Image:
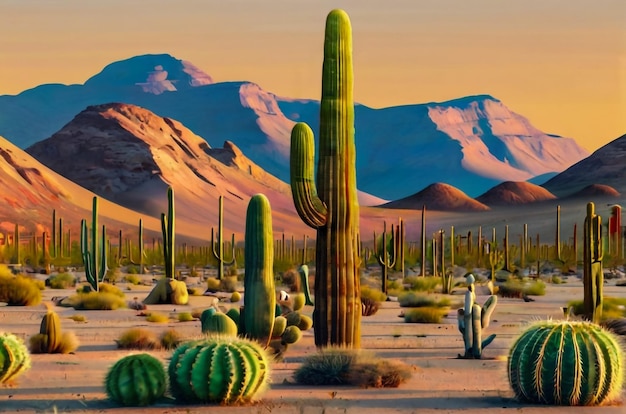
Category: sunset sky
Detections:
[{"x1": 1, "y1": 0, "x2": 624, "y2": 152}]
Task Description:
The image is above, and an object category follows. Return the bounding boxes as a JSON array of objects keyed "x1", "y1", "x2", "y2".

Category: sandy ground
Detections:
[{"x1": 1, "y1": 273, "x2": 625, "y2": 414}]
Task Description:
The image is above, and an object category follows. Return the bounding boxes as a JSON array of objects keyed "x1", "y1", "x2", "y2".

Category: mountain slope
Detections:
[
  {"x1": 0, "y1": 134, "x2": 158, "y2": 236},
  {"x1": 475, "y1": 181, "x2": 557, "y2": 206},
  {"x1": 542, "y1": 133, "x2": 626, "y2": 197},
  {"x1": 0, "y1": 54, "x2": 589, "y2": 199},
  {"x1": 380, "y1": 183, "x2": 489, "y2": 212}
]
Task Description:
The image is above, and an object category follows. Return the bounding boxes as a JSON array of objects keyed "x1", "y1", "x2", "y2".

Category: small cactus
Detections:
[
  {"x1": 168, "y1": 337, "x2": 270, "y2": 404},
  {"x1": 508, "y1": 320, "x2": 624, "y2": 406},
  {"x1": 105, "y1": 353, "x2": 166, "y2": 406},
  {"x1": 0, "y1": 332, "x2": 31, "y2": 384},
  {"x1": 200, "y1": 311, "x2": 238, "y2": 337},
  {"x1": 457, "y1": 274, "x2": 497, "y2": 358}
]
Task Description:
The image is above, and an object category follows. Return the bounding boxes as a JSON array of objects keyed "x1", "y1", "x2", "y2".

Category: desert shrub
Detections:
[
  {"x1": 206, "y1": 278, "x2": 220, "y2": 291},
  {"x1": 0, "y1": 272, "x2": 42, "y2": 306},
  {"x1": 160, "y1": 329, "x2": 184, "y2": 350},
  {"x1": 62, "y1": 292, "x2": 127, "y2": 310},
  {"x1": 177, "y1": 312, "x2": 194, "y2": 322},
  {"x1": 398, "y1": 292, "x2": 450, "y2": 308},
  {"x1": 361, "y1": 286, "x2": 387, "y2": 302},
  {"x1": 126, "y1": 265, "x2": 139, "y2": 275},
  {"x1": 123, "y1": 274, "x2": 141, "y2": 285},
  {"x1": 281, "y1": 268, "x2": 300, "y2": 292},
  {"x1": 67, "y1": 314, "x2": 87, "y2": 322},
  {"x1": 386, "y1": 279, "x2": 403, "y2": 291},
  {"x1": 404, "y1": 276, "x2": 440, "y2": 293},
  {"x1": 29, "y1": 331, "x2": 79, "y2": 354},
  {"x1": 567, "y1": 297, "x2": 626, "y2": 321},
  {"x1": 145, "y1": 312, "x2": 170, "y2": 323},
  {"x1": 498, "y1": 279, "x2": 546, "y2": 298},
  {"x1": 104, "y1": 267, "x2": 121, "y2": 284},
  {"x1": 46, "y1": 272, "x2": 76, "y2": 289},
  {"x1": 98, "y1": 283, "x2": 125, "y2": 297},
  {"x1": 403, "y1": 307, "x2": 448, "y2": 323},
  {"x1": 116, "y1": 328, "x2": 159, "y2": 350},
  {"x1": 294, "y1": 347, "x2": 411, "y2": 387},
  {"x1": 219, "y1": 276, "x2": 238, "y2": 293},
  {"x1": 550, "y1": 275, "x2": 566, "y2": 284}
]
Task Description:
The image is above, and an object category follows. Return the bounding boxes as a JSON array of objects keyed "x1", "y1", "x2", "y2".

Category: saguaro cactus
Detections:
[
  {"x1": 81, "y1": 196, "x2": 107, "y2": 292},
  {"x1": 289, "y1": 9, "x2": 361, "y2": 347},
  {"x1": 242, "y1": 194, "x2": 276, "y2": 347},
  {"x1": 375, "y1": 222, "x2": 396, "y2": 295},
  {"x1": 211, "y1": 195, "x2": 235, "y2": 280},
  {"x1": 457, "y1": 274, "x2": 497, "y2": 358},
  {"x1": 583, "y1": 202, "x2": 603, "y2": 323}
]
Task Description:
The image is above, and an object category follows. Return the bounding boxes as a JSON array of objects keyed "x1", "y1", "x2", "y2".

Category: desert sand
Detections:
[{"x1": 1, "y1": 271, "x2": 625, "y2": 414}]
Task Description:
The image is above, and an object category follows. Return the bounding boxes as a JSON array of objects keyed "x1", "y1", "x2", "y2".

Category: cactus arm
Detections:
[
  {"x1": 298, "y1": 264, "x2": 314, "y2": 306},
  {"x1": 98, "y1": 224, "x2": 107, "y2": 282},
  {"x1": 290, "y1": 122, "x2": 327, "y2": 228}
]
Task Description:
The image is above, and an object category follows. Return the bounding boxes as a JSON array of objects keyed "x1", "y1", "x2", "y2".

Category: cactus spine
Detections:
[
  {"x1": 508, "y1": 320, "x2": 624, "y2": 406},
  {"x1": 105, "y1": 353, "x2": 166, "y2": 406},
  {"x1": 583, "y1": 202, "x2": 603, "y2": 323},
  {"x1": 242, "y1": 194, "x2": 276, "y2": 346},
  {"x1": 289, "y1": 9, "x2": 360, "y2": 347},
  {"x1": 81, "y1": 196, "x2": 107, "y2": 292},
  {"x1": 168, "y1": 338, "x2": 270, "y2": 404},
  {"x1": 457, "y1": 274, "x2": 497, "y2": 358},
  {"x1": 0, "y1": 332, "x2": 31, "y2": 384},
  {"x1": 211, "y1": 196, "x2": 235, "y2": 280}
]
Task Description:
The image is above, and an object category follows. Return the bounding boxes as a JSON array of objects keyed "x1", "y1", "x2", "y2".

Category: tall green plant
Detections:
[
  {"x1": 375, "y1": 222, "x2": 396, "y2": 295},
  {"x1": 211, "y1": 195, "x2": 235, "y2": 280},
  {"x1": 242, "y1": 194, "x2": 276, "y2": 347},
  {"x1": 81, "y1": 196, "x2": 107, "y2": 292},
  {"x1": 289, "y1": 9, "x2": 360, "y2": 347},
  {"x1": 583, "y1": 202, "x2": 603, "y2": 323}
]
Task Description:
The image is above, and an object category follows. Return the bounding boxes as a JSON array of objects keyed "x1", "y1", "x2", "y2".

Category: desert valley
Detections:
[{"x1": 1, "y1": 6, "x2": 626, "y2": 414}]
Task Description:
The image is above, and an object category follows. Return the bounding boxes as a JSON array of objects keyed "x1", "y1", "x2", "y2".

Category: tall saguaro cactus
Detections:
[
  {"x1": 583, "y1": 202, "x2": 603, "y2": 323},
  {"x1": 81, "y1": 196, "x2": 107, "y2": 292},
  {"x1": 375, "y1": 222, "x2": 396, "y2": 295},
  {"x1": 290, "y1": 9, "x2": 361, "y2": 348}
]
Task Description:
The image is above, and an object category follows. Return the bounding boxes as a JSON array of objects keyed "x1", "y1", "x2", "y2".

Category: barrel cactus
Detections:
[
  {"x1": 0, "y1": 332, "x2": 31, "y2": 384},
  {"x1": 168, "y1": 337, "x2": 270, "y2": 404},
  {"x1": 508, "y1": 320, "x2": 624, "y2": 406},
  {"x1": 105, "y1": 353, "x2": 166, "y2": 406},
  {"x1": 201, "y1": 311, "x2": 239, "y2": 337}
]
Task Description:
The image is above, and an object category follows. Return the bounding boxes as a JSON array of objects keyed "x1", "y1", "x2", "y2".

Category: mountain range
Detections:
[
  {"x1": 0, "y1": 53, "x2": 624, "y2": 244},
  {"x1": 0, "y1": 53, "x2": 590, "y2": 199}
]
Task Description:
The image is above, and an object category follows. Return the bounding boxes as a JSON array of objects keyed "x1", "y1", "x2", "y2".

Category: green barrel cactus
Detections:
[
  {"x1": 168, "y1": 337, "x2": 270, "y2": 404},
  {"x1": 105, "y1": 353, "x2": 166, "y2": 406},
  {"x1": 0, "y1": 332, "x2": 31, "y2": 384},
  {"x1": 290, "y1": 9, "x2": 361, "y2": 348},
  {"x1": 508, "y1": 320, "x2": 624, "y2": 406},
  {"x1": 242, "y1": 194, "x2": 275, "y2": 346},
  {"x1": 40, "y1": 305, "x2": 62, "y2": 353},
  {"x1": 201, "y1": 311, "x2": 239, "y2": 337}
]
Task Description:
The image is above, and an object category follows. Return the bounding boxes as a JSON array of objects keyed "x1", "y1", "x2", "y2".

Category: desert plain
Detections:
[{"x1": 1, "y1": 267, "x2": 625, "y2": 414}]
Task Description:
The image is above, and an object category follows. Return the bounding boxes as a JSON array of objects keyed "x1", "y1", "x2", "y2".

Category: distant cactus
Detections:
[
  {"x1": 80, "y1": 196, "x2": 107, "y2": 292},
  {"x1": 168, "y1": 337, "x2": 270, "y2": 404},
  {"x1": 105, "y1": 353, "x2": 166, "y2": 406},
  {"x1": 508, "y1": 320, "x2": 624, "y2": 406},
  {"x1": 0, "y1": 332, "x2": 31, "y2": 384},
  {"x1": 583, "y1": 202, "x2": 603, "y2": 323},
  {"x1": 211, "y1": 196, "x2": 236, "y2": 280}
]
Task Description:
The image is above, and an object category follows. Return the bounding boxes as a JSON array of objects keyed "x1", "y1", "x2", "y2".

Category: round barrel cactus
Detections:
[
  {"x1": 168, "y1": 337, "x2": 270, "y2": 404},
  {"x1": 0, "y1": 332, "x2": 31, "y2": 384},
  {"x1": 508, "y1": 320, "x2": 624, "y2": 406},
  {"x1": 105, "y1": 353, "x2": 166, "y2": 406}
]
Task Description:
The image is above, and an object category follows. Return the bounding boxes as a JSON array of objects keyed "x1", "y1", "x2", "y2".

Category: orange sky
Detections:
[{"x1": 1, "y1": 0, "x2": 624, "y2": 152}]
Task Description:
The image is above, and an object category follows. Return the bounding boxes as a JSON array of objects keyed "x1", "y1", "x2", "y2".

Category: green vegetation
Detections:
[{"x1": 105, "y1": 353, "x2": 166, "y2": 406}]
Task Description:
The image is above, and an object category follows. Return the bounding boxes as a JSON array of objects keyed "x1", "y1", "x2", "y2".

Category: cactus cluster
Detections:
[
  {"x1": 456, "y1": 274, "x2": 497, "y2": 359},
  {"x1": 290, "y1": 8, "x2": 361, "y2": 348},
  {"x1": 105, "y1": 353, "x2": 166, "y2": 406},
  {"x1": 508, "y1": 320, "x2": 624, "y2": 406},
  {"x1": 168, "y1": 337, "x2": 270, "y2": 404},
  {"x1": 0, "y1": 332, "x2": 31, "y2": 384}
]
